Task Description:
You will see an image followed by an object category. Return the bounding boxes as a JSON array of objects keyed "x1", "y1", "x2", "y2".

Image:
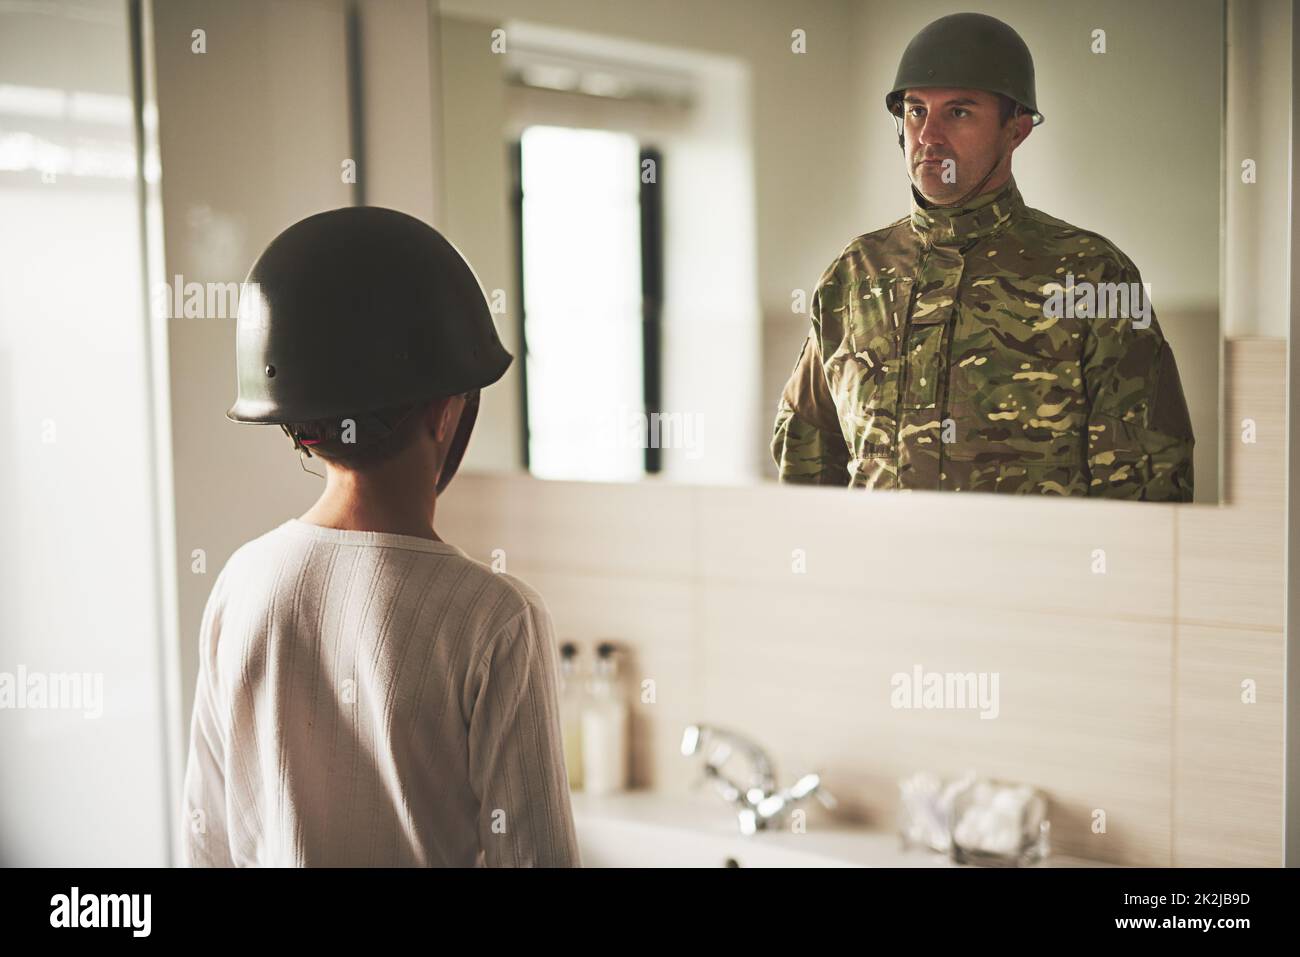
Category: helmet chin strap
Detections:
[
  {"x1": 898, "y1": 116, "x2": 1016, "y2": 210},
  {"x1": 947, "y1": 148, "x2": 1004, "y2": 209},
  {"x1": 435, "y1": 390, "x2": 480, "y2": 495}
]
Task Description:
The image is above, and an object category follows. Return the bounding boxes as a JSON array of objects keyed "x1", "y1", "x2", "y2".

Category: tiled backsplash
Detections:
[{"x1": 438, "y1": 338, "x2": 1284, "y2": 867}]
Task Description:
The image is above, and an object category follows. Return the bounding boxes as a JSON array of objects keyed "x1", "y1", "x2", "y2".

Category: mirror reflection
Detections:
[{"x1": 440, "y1": 0, "x2": 1224, "y2": 502}]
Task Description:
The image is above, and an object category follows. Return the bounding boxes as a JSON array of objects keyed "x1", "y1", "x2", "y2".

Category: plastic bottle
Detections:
[
  {"x1": 581, "y1": 641, "x2": 629, "y2": 795},
  {"x1": 558, "y1": 641, "x2": 584, "y2": 791}
]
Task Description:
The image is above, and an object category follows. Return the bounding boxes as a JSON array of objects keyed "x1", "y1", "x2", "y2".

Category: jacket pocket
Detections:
[
  {"x1": 827, "y1": 277, "x2": 908, "y2": 458},
  {"x1": 899, "y1": 273, "x2": 956, "y2": 411}
]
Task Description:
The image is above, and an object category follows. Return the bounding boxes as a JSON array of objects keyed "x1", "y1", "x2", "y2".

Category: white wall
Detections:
[
  {"x1": 0, "y1": 0, "x2": 171, "y2": 865},
  {"x1": 1225, "y1": 0, "x2": 1292, "y2": 338}
]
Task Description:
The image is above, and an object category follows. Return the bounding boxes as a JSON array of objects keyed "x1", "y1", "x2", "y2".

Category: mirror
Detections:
[{"x1": 438, "y1": 0, "x2": 1224, "y2": 502}]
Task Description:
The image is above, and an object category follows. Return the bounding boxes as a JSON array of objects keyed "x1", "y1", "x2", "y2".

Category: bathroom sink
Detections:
[{"x1": 569, "y1": 792, "x2": 1109, "y2": 868}]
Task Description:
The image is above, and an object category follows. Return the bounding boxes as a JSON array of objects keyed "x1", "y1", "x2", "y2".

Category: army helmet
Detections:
[
  {"x1": 228, "y1": 207, "x2": 512, "y2": 485},
  {"x1": 229, "y1": 206, "x2": 511, "y2": 424},
  {"x1": 885, "y1": 12, "x2": 1044, "y2": 127}
]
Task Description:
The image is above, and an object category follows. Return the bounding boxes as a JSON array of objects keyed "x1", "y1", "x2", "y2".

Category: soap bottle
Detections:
[
  {"x1": 558, "y1": 641, "x2": 584, "y2": 791},
  {"x1": 581, "y1": 641, "x2": 629, "y2": 795}
]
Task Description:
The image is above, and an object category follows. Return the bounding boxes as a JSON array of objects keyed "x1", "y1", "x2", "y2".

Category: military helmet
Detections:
[
  {"x1": 885, "y1": 13, "x2": 1044, "y2": 126},
  {"x1": 228, "y1": 206, "x2": 511, "y2": 425}
]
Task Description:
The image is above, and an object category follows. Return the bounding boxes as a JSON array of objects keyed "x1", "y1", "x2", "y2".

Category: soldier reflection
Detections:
[{"x1": 771, "y1": 12, "x2": 1194, "y2": 500}]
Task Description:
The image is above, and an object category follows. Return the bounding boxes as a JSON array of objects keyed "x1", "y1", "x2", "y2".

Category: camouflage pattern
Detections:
[{"x1": 772, "y1": 176, "x2": 1195, "y2": 499}]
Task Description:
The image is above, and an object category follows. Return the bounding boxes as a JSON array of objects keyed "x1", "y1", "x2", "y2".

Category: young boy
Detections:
[{"x1": 181, "y1": 207, "x2": 580, "y2": 867}]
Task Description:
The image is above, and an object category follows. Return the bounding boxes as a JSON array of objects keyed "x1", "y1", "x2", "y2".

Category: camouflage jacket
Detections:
[{"x1": 771, "y1": 176, "x2": 1195, "y2": 499}]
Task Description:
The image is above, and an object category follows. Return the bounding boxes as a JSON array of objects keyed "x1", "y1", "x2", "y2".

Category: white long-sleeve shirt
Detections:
[{"x1": 180, "y1": 518, "x2": 581, "y2": 867}]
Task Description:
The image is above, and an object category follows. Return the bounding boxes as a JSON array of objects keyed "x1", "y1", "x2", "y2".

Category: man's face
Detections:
[{"x1": 901, "y1": 88, "x2": 1025, "y2": 205}]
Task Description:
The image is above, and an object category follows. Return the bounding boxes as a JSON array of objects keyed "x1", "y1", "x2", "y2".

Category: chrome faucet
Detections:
[{"x1": 681, "y1": 723, "x2": 837, "y2": 835}]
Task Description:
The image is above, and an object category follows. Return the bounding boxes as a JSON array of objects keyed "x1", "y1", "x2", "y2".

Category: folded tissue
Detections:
[
  {"x1": 899, "y1": 772, "x2": 1050, "y2": 866},
  {"x1": 898, "y1": 771, "x2": 971, "y2": 853}
]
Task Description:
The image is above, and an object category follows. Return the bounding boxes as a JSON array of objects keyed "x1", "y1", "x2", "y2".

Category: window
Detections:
[{"x1": 513, "y1": 125, "x2": 662, "y2": 481}]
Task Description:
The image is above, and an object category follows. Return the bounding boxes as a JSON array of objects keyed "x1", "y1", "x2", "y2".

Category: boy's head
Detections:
[{"x1": 228, "y1": 207, "x2": 511, "y2": 494}]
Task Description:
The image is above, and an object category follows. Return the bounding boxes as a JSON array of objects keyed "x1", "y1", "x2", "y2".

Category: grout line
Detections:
[
  {"x1": 689, "y1": 485, "x2": 704, "y2": 740},
  {"x1": 473, "y1": 553, "x2": 1285, "y2": 636}
]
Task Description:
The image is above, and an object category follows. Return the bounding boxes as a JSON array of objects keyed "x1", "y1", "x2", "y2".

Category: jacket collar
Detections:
[{"x1": 909, "y1": 175, "x2": 1024, "y2": 247}]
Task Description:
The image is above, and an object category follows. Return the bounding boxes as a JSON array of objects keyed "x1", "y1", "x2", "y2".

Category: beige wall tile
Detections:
[
  {"x1": 1177, "y1": 506, "x2": 1285, "y2": 629},
  {"x1": 696, "y1": 583, "x2": 1174, "y2": 865},
  {"x1": 1223, "y1": 339, "x2": 1286, "y2": 509},
  {"x1": 1176, "y1": 340, "x2": 1286, "y2": 629},
  {"x1": 441, "y1": 473, "x2": 697, "y2": 580},
  {"x1": 1174, "y1": 623, "x2": 1284, "y2": 866},
  {"x1": 695, "y1": 483, "x2": 1178, "y2": 623}
]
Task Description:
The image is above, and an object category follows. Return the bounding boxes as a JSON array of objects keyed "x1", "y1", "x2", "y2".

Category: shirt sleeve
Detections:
[
  {"x1": 466, "y1": 597, "x2": 582, "y2": 867},
  {"x1": 771, "y1": 284, "x2": 852, "y2": 485},
  {"x1": 1082, "y1": 254, "x2": 1195, "y2": 501},
  {"x1": 181, "y1": 568, "x2": 235, "y2": 867}
]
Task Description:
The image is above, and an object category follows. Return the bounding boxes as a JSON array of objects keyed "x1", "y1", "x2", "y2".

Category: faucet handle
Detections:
[
  {"x1": 681, "y1": 723, "x2": 778, "y2": 794},
  {"x1": 790, "y1": 771, "x2": 838, "y2": 812},
  {"x1": 682, "y1": 723, "x2": 835, "y2": 833}
]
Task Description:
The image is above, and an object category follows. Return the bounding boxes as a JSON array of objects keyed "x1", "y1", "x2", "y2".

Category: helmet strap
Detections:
[
  {"x1": 435, "y1": 390, "x2": 480, "y2": 495},
  {"x1": 297, "y1": 448, "x2": 324, "y2": 479},
  {"x1": 901, "y1": 110, "x2": 1017, "y2": 209},
  {"x1": 954, "y1": 106, "x2": 1022, "y2": 206}
]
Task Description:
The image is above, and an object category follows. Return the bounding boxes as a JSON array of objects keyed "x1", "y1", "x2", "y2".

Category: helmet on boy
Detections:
[{"x1": 227, "y1": 206, "x2": 512, "y2": 491}]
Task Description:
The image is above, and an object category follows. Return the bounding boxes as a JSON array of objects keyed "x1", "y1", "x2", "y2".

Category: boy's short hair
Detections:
[{"x1": 281, "y1": 401, "x2": 425, "y2": 469}]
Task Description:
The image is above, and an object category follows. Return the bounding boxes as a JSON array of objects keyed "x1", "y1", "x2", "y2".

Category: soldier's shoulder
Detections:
[
  {"x1": 1017, "y1": 205, "x2": 1140, "y2": 273},
  {"x1": 819, "y1": 215, "x2": 914, "y2": 286}
]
